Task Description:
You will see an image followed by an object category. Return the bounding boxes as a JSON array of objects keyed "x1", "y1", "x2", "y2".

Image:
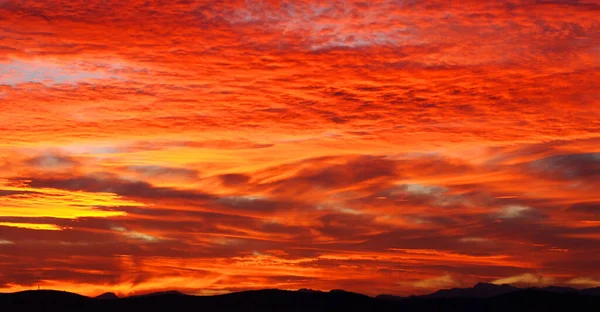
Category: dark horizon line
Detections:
[{"x1": 5, "y1": 282, "x2": 600, "y2": 299}]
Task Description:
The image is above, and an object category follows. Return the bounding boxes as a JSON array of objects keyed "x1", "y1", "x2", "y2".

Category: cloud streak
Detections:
[{"x1": 0, "y1": 0, "x2": 599, "y2": 297}]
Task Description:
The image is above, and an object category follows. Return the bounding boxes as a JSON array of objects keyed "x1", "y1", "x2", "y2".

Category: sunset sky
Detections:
[{"x1": 1, "y1": 0, "x2": 599, "y2": 297}]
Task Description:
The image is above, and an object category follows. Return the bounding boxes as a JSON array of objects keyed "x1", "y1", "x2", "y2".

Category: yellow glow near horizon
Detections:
[{"x1": 0, "y1": 222, "x2": 64, "y2": 231}]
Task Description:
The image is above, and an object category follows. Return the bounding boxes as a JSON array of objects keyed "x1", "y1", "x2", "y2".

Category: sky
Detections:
[{"x1": 0, "y1": 0, "x2": 599, "y2": 297}]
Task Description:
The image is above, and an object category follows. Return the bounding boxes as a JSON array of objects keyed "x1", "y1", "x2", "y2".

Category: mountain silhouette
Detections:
[
  {"x1": 2, "y1": 284, "x2": 600, "y2": 312},
  {"x1": 297, "y1": 288, "x2": 323, "y2": 293},
  {"x1": 581, "y1": 287, "x2": 600, "y2": 296},
  {"x1": 94, "y1": 292, "x2": 118, "y2": 300},
  {"x1": 420, "y1": 282, "x2": 518, "y2": 298},
  {"x1": 531, "y1": 286, "x2": 578, "y2": 293}
]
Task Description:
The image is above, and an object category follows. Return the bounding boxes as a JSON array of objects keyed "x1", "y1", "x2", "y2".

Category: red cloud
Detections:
[{"x1": 1, "y1": 0, "x2": 599, "y2": 296}]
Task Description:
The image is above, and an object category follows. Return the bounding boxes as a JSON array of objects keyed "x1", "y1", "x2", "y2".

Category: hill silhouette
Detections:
[
  {"x1": 420, "y1": 282, "x2": 518, "y2": 298},
  {"x1": 94, "y1": 292, "x2": 118, "y2": 300},
  {"x1": 2, "y1": 284, "x2": 600, "y2": 312}
]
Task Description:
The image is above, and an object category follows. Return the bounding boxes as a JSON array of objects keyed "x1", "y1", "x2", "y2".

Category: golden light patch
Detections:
[
  {"x1": 0, "y1": 222, "x2": 64, "y2": 231},
  {"x1": 0, "y1": 183, "x2": 137, "y2": 219}
]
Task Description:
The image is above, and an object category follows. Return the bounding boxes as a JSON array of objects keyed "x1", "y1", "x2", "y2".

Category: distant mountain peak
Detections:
[
  {"x1": 474, "y1": 282, "x2": 495, "y2": 288},
  {"x1": 95, "y1": 292, "x2": 118, "y2": 300},
  {"x1": 297, "y1": 288, "x2": 322, "y2": 293},
  {"x1": 329, "y1": 289, "x2": 349, "y2": 293},
  {"x1": 423, "y1": 283, "x2": 517, "y2": 299},
  {"x1": 474, "y1": 282, "x2": 515, "y2": 289}
]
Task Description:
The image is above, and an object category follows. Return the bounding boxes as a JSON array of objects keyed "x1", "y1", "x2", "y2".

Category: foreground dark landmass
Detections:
[{"x1": 2, "y1": 283, "x2": 600, "y2": 312}]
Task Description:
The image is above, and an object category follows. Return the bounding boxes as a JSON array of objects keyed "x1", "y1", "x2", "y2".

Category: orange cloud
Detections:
[{"x1": 0, "y1": 0, "x2": 599, "y2": 297}]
